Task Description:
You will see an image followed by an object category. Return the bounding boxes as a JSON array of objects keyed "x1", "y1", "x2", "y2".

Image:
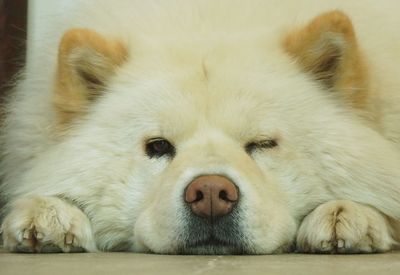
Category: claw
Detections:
[
  {"x1": 321, "y1": 240, "x2": 331, "y2": 250},
  {"x1": 65, "y1": 232, "x2": 74, "y2": 245},
  {"x1": 23, "y1": 229, "x2": 32, "y2": 240},
  {"x1": 337, "y1": 239, "x2": 345, "y2": 249},
  {"x1": 35, "y1": 232, "x2": 44, "y2": 240}
]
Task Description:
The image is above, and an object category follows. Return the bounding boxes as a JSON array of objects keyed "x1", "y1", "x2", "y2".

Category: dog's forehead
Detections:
[
  {"x1": 113, "y1": 74, "x2": 283, "y2": 143},
  {"x1": 106, "y1": 45, "x2": 310, "y2": 141}
]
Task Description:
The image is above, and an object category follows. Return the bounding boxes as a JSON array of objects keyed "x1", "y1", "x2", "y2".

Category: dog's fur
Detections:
[{"x1": 1, "y1": 0, "x2": 400, "y2": 254}]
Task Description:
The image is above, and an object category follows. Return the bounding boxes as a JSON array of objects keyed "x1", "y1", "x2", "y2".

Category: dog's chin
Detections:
[
  {"x1": 178, "y1": 245, "x2": 242, "y2": 255},
  {"x1": 177, "y1": 238, "x2": 248, "y2": 255}
]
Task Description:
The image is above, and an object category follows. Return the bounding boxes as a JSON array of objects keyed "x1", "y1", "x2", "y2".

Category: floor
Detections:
[{"x1": 1, "y1": 248, "x2": 400, "y2": 275}]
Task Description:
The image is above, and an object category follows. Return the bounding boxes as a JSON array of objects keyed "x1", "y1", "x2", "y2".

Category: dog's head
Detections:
[{"x1": 53, "y1": 11, "x2": 369, "y2": 254}]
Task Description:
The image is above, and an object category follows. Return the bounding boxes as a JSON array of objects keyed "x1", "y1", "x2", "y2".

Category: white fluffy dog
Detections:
[{"x1": 1, "y1": 0, "x2": 400, "y2": 254}]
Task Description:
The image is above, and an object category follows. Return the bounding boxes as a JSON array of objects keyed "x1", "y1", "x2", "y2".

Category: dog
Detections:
[{"x1": 1, "y1": 0, "x2": 400, "y2": 254}]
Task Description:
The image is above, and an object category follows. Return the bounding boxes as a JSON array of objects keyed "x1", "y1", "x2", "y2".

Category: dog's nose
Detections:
[{"x1": 185, "y1": 175, "x2": 239, "y2": 219}]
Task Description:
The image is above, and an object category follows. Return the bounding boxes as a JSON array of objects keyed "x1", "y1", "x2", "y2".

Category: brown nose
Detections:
[{"x1": 185, "y1": 175, "x2": 239, "y2": 219}]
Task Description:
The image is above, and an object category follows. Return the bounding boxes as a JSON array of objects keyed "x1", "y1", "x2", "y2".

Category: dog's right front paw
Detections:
[
  {"x1": 1, "y1": 196, "x2": 97, "y2": 253},
  {"x1": 296, "y1": 200, "x2": 395, "y2": 253}
]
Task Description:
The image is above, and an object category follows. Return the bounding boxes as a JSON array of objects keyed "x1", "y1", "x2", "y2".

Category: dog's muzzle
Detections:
[{"x1": 179, "y1": 175, "x2": 247, "y2": 254}]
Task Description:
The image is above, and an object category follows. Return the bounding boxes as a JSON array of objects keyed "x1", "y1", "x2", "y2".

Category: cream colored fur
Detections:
[{"x1": 1, "y1": 0, "x2": 400, "y2": 254}]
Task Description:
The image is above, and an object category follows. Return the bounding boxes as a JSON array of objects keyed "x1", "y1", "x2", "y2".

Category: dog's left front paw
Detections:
[
  {"x1": 296, "y1": 200, "x2": 395, "y2": 253},
  {"x1": 1, "y1": 196, "x2": 97, "y2": 253}
]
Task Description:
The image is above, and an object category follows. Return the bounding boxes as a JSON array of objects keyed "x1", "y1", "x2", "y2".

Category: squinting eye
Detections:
[
  {"x1": 245, "y1": 139, "x2": 278, "y2": 154},
  {"x1": 145, "y1": 138, "x2": 176, "y2": 158}
]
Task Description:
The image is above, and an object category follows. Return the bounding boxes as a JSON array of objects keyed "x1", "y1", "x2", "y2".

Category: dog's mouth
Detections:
[{"x1": 177, "y1": 207, "x2": 249, "y2": 255}]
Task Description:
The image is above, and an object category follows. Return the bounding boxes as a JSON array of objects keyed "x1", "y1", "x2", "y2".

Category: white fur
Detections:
[{"x1": 1, "y1": 0, "x2": 400, "y2": 254}]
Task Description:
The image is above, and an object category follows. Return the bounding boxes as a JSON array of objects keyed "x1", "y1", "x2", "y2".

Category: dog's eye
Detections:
[
  {"x1": 245, "y1": 139, "x2": 278, "y2": 154},
  {"x1": 145, "y1": 138, "x2": 175, "y2": 158}
]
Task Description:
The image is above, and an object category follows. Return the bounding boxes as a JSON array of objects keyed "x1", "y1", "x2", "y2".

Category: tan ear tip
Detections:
[
  {"x1": 59, "y1": 28, "x2": 128, "y2": 62},
  {"x1": 59, "y1": 28, "x2": 94, "y2": 53},
  {"x1": 61, "y1": 28, "x2": 94, "y2": 39},
  {"x1": 321, "y1": 10, "x2": 351, "y2": 22},
  {"x1": 311, "y1": 10, "x2": 354, "y2": 35}
]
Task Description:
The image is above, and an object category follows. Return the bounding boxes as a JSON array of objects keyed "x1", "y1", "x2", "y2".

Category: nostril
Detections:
[
  {"x1": 219, "y1": 190, "x2": 228, "y2": 201},
  {"x1": 194, "y1": 191, "x2": 204, "y2": 202},
  {"x1": 218, "y1": 188, "x2": 238, "y2": 202}
]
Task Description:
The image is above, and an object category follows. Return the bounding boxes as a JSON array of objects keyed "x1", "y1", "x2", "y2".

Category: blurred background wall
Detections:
[
  {"x1": 0, "y1": 0, "x2": 27, "y2": 99},
  {"x1": 0, "y1": 0, "x2": 75, "y2": 100}
]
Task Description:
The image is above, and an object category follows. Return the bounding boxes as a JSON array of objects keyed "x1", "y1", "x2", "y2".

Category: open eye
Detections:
[
  {"x1": 145, "y1": 138, "x2": 175, "y2": 158},
  {"x1": 245, "y1": 139, "x2": 278, "y2": 154}
]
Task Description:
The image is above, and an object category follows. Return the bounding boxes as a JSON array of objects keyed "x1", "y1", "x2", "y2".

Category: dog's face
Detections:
[{"x1": 54, "y1": 11, "x2": 367, "y2": 254}]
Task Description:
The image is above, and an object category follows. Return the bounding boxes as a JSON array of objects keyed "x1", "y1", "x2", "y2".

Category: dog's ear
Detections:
[
  {"x1": 284, "y1": 11, "x2": 368, "y2": 109},
  {"x1": 54, "y1": 28, "x2": 128, "y2": 125}
]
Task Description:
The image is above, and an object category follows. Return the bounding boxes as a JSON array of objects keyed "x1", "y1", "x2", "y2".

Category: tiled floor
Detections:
[{"x1": 1, "y1": 248, "x2": 400, "y2": 275}]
